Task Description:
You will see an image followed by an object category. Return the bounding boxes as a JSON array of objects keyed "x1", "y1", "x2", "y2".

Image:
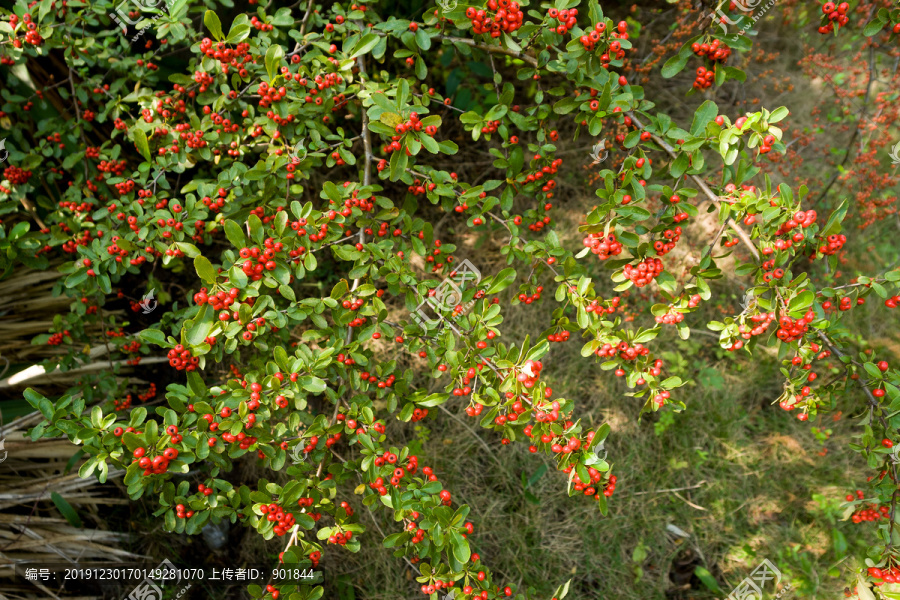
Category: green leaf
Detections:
[
  {"x1": 415, "y1": 28, "x2": 431, "y2": 51},
  {"x1": 132, "y1": 129, "x2": 151, "y2": 162},
  {"x1": 821, "y1": 199, "x2": 848, "y2": 237},
  {"x1": 487, "y1": 268, "x2": 516, "y2": 294},
  {"x1": 449, "y1": 529, "x2": 470, "y2": 563},
  {"x1": 185, "y1": 306, "x2": 213, "y2": 346},
  {"x1": 694, "y1": 566, "x2": 722, "y2": 593},
  {"x1": 224, "y1": 219, "x2": 247, "y2": 249},
  {"x1": 50, "y1": 492, "x2": 83, "y2": 528},
  {"x1": 768, "y1": 106, "x2": 789, "y2": 123},
  {"x1": 552, "y1": 580, "x2": 572, "y2": 600},
  {"x1": 203, "y1": 10, "x2": 224, "y2": 40},
  {"x1": 661, "y1": 54, "x2": 688, "y2": 79},
  {"x1": 139, "y1": 328, "x2": 169, "y2": 347},
  {"x1": 187, "y1": 371, "x2": 206, "y2": 398},
  {"x1": 690, "y1": 100, "x2": 718, "y2": 136},
  {"x1": 226, "y1": 23, "x2": 251, "y2": 44},
  {"x1": 265, "y1": 44, "x2": 285, "y2": 81},
  {"x1": 863, "y1": 15, "x2": 888, "y2": 36},
  {"x1": 351, "y1": 33, "x2": 379, "y2": 59},
  {"x1": 302, "y1": 377, "x2": 327, "y2": 393},
  {"x1": 194, "y1": 255, "x2": 217, "y2": 284}
]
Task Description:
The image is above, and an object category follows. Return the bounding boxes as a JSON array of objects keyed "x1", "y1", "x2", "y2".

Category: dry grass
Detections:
[{"x1": 0, "y1": 411, "x2": 147, "y2": 600}]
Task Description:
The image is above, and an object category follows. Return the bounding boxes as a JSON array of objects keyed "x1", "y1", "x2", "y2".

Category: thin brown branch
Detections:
[{"x1": 627, "y1": 112, "x2": 760, "y2": 261}]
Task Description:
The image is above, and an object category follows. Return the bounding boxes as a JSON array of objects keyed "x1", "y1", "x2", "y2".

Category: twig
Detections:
[
  {"x1": 671, "y1": 491, "x2": 708, "y2": 511},
  {"x1": 631, "y1": 480, "x2": 707, "y2": 496},
  {"x1": 438, "y1": 35, "x2": 538, "y2": 68}
]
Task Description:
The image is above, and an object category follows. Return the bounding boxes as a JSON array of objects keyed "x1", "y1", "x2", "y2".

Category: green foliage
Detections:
[{"x1": 3, "y1": 0, "x2": 900, "y2": 597}]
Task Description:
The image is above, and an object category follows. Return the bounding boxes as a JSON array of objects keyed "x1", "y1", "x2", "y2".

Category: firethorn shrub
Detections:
[{"x1": 2, "y1": 0, "x2": 900, "y2": 599}]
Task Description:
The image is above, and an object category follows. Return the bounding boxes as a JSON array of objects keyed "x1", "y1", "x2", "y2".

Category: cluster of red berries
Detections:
[
  {"x1": 167, "y1": 344, "x2": 199, "y2": 371},
  {"x1": 818, "y1": 233, "x2": 846, "y2": 256},
  {"x1": 410, "y1": 407, "x2": 429, "y2": 422},
  {"x1": 603, "y1": 474, "x2": 618, "y2": 496},
  {"x1": 775, "y1": 310, "x2": 815, "y2": 343},
  {"x1": 547, "y1": 329, "x2": 570, "y2": 343},
  {"x1": 847, "y1": 489, "x2": 890, "y2": 523},
  {"x1": 817, "y1": 1, "x2": 850, "y2": 34},
  {"x1": 492, "y1": 398, "x2": 530, "y2": 426},
  {"x1": 240, "y1": 315, "x2": 272, "y2": 342},
  {"x1": 566, "y1": 462, "x2": 615, "y2": 497},
  {"x1": 405, "y1": 515, "x2": 428, "y2": 546},
  {"x1": 735, "y1": 311, "x2": 776, "y2": 341},
  {"x1": 623, "y1": 257, "x2": 664, "y2": 287},
  {"x1": 585, "y1": 21, "x2": 630, "y2": 70},
  {"x1": 10, "y1": 13, "x2": 43, "y2": 46},
  {"x1": 520, "y1": 156, "x2": 563, "y2": 197},
  {"x1": 692, "y1": 66, "x2": 716, "y2": 91},
  {"x1": 239, "y1": 242, "x2": 286, "y2": 281},
  {"x1": 448, "y1": 364, "x2": 483, "y2": 396},
  {"x1": 198, "y1": 39, "x2": 252, "y2": 75},
  {"x1": 692, "y1": 39, "x2": 731, "y2": 63},
  {"x1": 517, "y1": 286, "x2": 544, "y2": 304},
  {"x1": 545, "y1": 6, "x2": 578, "y2": 35},
  {"x1": 201, "y1": 188, "x2": 229, "y2": 212},
  {"x1": 45, "y1": 132, "x2": 63, "y2": 149},
  {"x1": 132, "y1": 445, "x2": 177, "y2": 476},
  {"x1": 578, "y1": 21, "x2": 608, "y2": 51},
  {"x1": 585, "y1": 296, "x2": 621, "y2": 314},
  {"x1": 342, "y1": 297, "x2": 368, "y2": 327},
  {"x1": 514, "y1": 359, "x2": 543, "y2": 389},
  {"x1": 479, "y1": 119, "x2": 501, "y2": 135},
  {"x1": 173, "y1": 503, "x2": 195, "y2": 519},
  {"x1": 655, "y1": 306, "x2": 689, "y2": 325},
  {"x1": 260, "y1": 502, "x2": 296, "y2": 537},
  {"x1": 653, "y1": 227, "x2": 682, "y2": 256},
  {"x1": 407, "y1": 177, "x2": 436, "y2": 196},
  {"x1": 867, "y1": 565, "x2": 900, "y2": 583},
  {"x1": 257, "y1": 80, "x2": 289, "y2": 110},
  {"x1": 757, "y1": 133, "x2": 778, "y2": 155},
  {"x1": 598, "y1": 342, "x2": 653, "y2": 364},
  {"x1": 47, "y1": 329, "x2": 71, "y2": 345},
  {"x1": 822, "y1": 295, "x2": 864, "y2": 312},
  {"x1": 464, "y1": 402, "x2": 485, "y2": 417},
  {"x1": 194, "y1": 286, "x2": 240, "y2": 311},
  {"x1": 355, "y1": 365, "x2": 396, "y2": 389},
  {"x1": 197, "y1": 483, "x2": 215, "y2": 497},
  {"x1": 883, "y1": 295, "x2": 900, "y2": 308},
  {"x1": 368, "y1": 456, "x2": 421, "y2": 495},
  {"x1": 466, "y1": 0, "x2": 524, "y2": 37},
  {"x1": 582, "y1": 232, "x2": 623, "y2": 259},
  {"x1": 3, "y1": 165, "x2": 32, "y2": 185},
  {"x1": 249, "y1": 15, "x2": 273, "y2": 31},
  {"x1": 297, "y1": 435, "x2": 319, "y2": 455}
]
